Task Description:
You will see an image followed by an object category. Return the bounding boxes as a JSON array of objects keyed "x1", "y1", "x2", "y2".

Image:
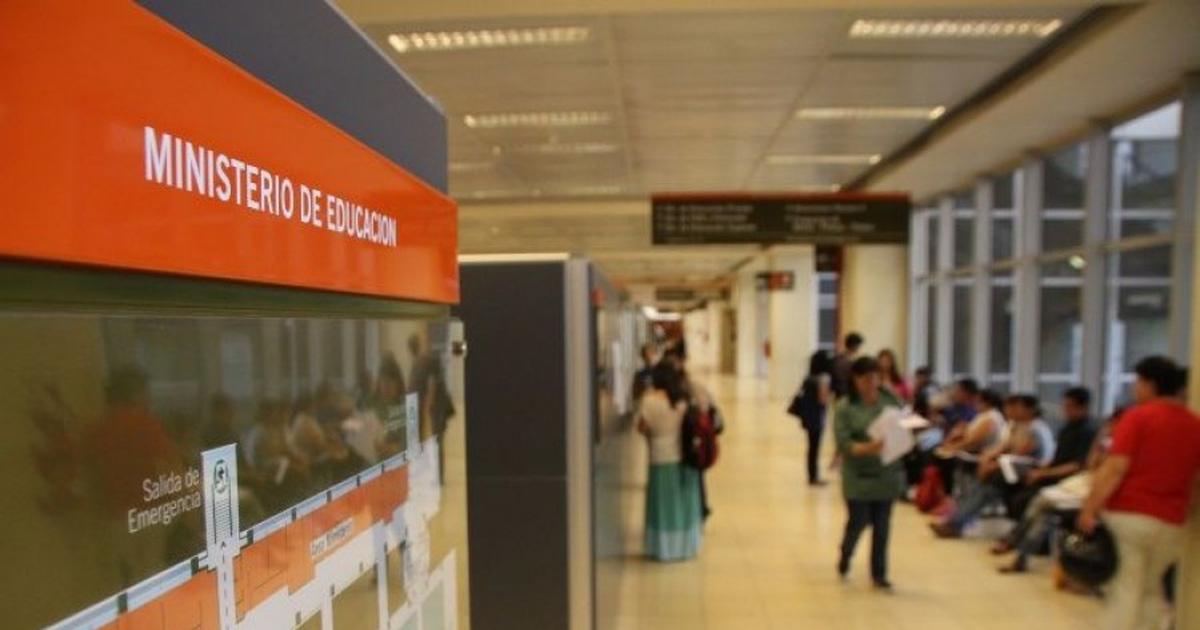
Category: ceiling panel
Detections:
[{"x1": 338, "y1": 3, "x2": 1117, "y2": 288}]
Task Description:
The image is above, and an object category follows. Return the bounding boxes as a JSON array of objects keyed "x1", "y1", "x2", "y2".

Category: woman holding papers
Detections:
[{"x1": 834, "y1": 356, "x2": 906, "y2": 591}]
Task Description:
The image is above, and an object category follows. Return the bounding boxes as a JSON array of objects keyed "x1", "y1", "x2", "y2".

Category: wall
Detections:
[
  {"x1": 767, "y1": 247, "x2": 817, "y2": 399},
  {"x1": 841, "y1": 245, "x2": 910, "y2": 365},
  {"x1": 683, "y1": 301, "x2": 726, "y2": 372},
  {"x1": 735, "y1": 256, "x2": 769, "y2": 379}
]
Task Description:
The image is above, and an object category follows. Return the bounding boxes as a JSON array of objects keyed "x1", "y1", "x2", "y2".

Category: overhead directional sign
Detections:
[{"x1": 651, "y1": 193, "x2": 910, "y2": 246}]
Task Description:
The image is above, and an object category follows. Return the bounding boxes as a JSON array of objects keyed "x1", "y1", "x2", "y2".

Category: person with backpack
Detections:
[
  {"x1": 636, "y1": 364, "x2": 703, "y2": 561},
  {"x1": 834, "y1": 356, "x2": 905, "y2": 590},
  {"x1": 790, "y1": 350, "x2": 833, "y2": 486}
]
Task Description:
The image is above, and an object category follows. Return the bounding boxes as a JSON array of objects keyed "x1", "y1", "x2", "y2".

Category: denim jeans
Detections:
[{"x1": 840, "y1": 499, "x2": 894, "y2": 581}]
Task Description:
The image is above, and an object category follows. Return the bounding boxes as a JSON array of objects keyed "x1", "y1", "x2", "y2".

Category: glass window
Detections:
[
  {"x1": 954, "y1": 215, "x2": 974, "y2": 268},
  {"x1": 1043, "y1": 143, "x2": 1087, "y2": 209},
  {"x1": 989, "y1": 280, "x2": 1014, "y2": 375},
  {"x1": 926, "y1": 283, "x2": 937, "y2": 371},
  {"x1": 1042, "y1": 144, "x2": 1086, "y2": 253},
  {"x1": 1042, "y1": 216, "x2": 1084, "y2": 252},
  {"x1": 927, "y1": 212, "x2": 941, "y2": 272},
  {"x1": 1038, "y1": 283, "x2": 1082, "y2": 380},
  {"x1": 952, "y1": 283, "x2": 972, "y2": 375},
  {"x1": 992, "y1": 213, "x2": 1014, "y2": 262},
  {"x1": 993, "y1": 172, "x2": 1015, "y2": 210},
  {"x1": 0, "y1": 310, "x2": 448, "y2": 629},
  {"x1": 1103, "y1": 245, "x2": 1173, "y2": 412}
]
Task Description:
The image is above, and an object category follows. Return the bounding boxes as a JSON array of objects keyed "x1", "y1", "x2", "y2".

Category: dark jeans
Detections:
[
  {"x1": 804, "y1": 420, "x2": 824, "y2": 483},
  {"x1": 840, "y1": 499, "x2": 894, "y2": 581}
]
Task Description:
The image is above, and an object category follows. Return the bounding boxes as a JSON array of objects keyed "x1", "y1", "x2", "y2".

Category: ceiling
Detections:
[{"x1": 333, "y1": 1, "x2": 1195, "y2": 291}]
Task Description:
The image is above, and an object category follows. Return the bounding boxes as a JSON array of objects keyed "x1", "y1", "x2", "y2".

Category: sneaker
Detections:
[
  {"x1": 873, "y1": 579, "x2": 894, "y2": 591},
  {"x1": 997, "y1": 562, "x2": 1027, "y2": 574}
]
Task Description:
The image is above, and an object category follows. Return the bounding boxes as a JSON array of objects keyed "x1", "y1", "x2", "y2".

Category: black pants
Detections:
[
  {"x1": 840, "y1": 499, "x2": 894, "y2": 581},
  {"x1": 803, "y1": 420, "x2": 824, "y2": 483}
]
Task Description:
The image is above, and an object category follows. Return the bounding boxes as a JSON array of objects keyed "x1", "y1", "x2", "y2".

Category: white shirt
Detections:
[{"x1": 639, "y1": 392, "x2": 687, "y2": 464}]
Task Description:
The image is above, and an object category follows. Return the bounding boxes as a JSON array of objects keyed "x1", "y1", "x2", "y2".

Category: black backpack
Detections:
[{"x1": 681, "y1": 405, "x2": 719, "y2": 470}]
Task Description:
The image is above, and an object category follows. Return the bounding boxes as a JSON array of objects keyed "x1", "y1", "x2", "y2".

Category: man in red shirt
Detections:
[{"x1": 1079, "y1": 356, "x2": 1200, "y2": 630}]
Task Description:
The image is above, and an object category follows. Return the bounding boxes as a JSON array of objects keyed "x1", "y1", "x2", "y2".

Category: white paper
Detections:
[
  {"x1": 867, "y1": 407, "x2": 915, "y2": 465},
  {"x1": 898, "y1": 414, "x2": 931, "y2": 430},
  {"x1": 998, "y1": 454, "x2": 1037, "y2": 484}
]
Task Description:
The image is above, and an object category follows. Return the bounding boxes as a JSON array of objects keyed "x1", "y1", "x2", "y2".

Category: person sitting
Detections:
[
  {"x1": 1003, "y1": 387, "x2": 1096, "y2": 526},
  {"x1": 996, "y1": 406, "x2": 1119, "y2": 573},
  {"x1": 935, "y1": 388, "x2": 1006, "y2": 499},
  {"x1": 930, "y1": 394, "x2": 1054, "y2": 538}
]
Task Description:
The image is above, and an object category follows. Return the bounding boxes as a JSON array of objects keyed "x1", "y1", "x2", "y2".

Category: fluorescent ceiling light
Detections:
[
  {"x1": 641, "y1": 306, "x2": 683, "y2": 322},
  {"x1": 511, "y1": 142, "x2": 619, "y2": 155},
  {"x1": 464, "y1": 111, "x2": 612, "y2": 129},
  {"x1": 449, "y1": 161, "x2": 495, "y2": 172},
  {"x1": 849, "y1": 18, "x2": 1063, "y2": 39},
  {"x1": 766, "y1": 154, "x2": 882, "y2": 165},
  {"x1": 797, "y1": 106, "x2": 946, "y2": 121},
  {"x1": 553, "y1": 185, "x2": 624, "y2": 195},
  {"x1": 388, "y1": 26, "x2": 590, "y2": 54}
]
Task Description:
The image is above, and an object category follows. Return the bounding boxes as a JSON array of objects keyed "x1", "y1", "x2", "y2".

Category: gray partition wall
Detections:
[{"x1": 457, "y1": 257, "x2": 596, "y2": 630}]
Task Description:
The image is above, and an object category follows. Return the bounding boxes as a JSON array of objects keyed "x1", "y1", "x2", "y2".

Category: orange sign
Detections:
[{"x1": 0, "y1": 1, "x2": 458, "y2": 304}]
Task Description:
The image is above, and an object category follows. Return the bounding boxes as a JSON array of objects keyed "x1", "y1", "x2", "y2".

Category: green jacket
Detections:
[{"x1": 834, "y1": 392, "x2": 906, "y2": 501}]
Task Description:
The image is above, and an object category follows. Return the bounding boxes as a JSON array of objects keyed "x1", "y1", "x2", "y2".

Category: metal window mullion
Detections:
[
  {"x1": 973, "y1": 178, "x2": 993, "y2": 382},
  {"x1": 1080, "y1": 127, "x2": 1111, "y2": 399},
  {"x1": 1014, "y1": 159, "x2": 1042, "y2": 392},
  {"x1": 936, "y1": 197, "x2": 954, "y2": 383},
  {"x1": 909, "y1": 210, "x2": 928, "y2": 371},
  {"x1": 1176, "y1": 73, "x2": 1200, "y2": 364}
]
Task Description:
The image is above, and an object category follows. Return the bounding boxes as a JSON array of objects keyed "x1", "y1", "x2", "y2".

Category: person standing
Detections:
[
  {"x1": 637, "y1": 364, "x2": 703, "y2": 561},
  {"x1": 835, "y1": 356, "x2": 905, "y2": 590},
  {"x1": 793, "y1": 350, "x2": 834, "y2": 486},
  {"x1": 831, "y1": 332, "x2": 865, "y2": 399},
  {"x1": 1079, "y1": 356, "x2": 1200, "y2": 630},
  {"x1": 877, "y1": 349, "x2": 911, "y2": 403}
]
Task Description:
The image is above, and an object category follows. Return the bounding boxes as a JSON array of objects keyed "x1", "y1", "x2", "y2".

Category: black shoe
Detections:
[
  {"x1": 837, "y1": 558, "x2": 849, "y2": 580},
  {"x1": 872, "y1": 578, "x2": 894, "y2": 591}
]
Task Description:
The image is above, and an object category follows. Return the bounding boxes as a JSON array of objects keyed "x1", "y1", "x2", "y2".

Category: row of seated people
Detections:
[{"x1": 913, "y1": 378, "x2": 1179, "y2": 603}]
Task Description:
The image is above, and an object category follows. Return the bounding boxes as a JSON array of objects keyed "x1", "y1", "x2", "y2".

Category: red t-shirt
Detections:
[{"x1": 1107, "y1": 400, "x2": 1200, "y2": 525}]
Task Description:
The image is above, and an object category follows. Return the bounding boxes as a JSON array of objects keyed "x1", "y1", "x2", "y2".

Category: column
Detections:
[
  {"x1": 1080, "y1": 127, "x2": 1112, "y2": 398},
  {"x1": 842, "y1": 245, "x2": 909, "y2": 363},
  {"x1": 1013, "y1": 159, "x2": 1043, "y2": 392},
  {"x1": 1178, "y1": 72, "x2": 1200, "y2": 630},
  {"x1": 935, "y1": 197, "x2": 953, "y2": 384},
  {"x1": 972, "y1": 178, "x2": 993, "y2": 382}
]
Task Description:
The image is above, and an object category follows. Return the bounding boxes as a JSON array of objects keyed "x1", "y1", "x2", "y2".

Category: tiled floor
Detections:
[{"x1": 612, "y1": 374, "x2": 1101, "y2": 629}]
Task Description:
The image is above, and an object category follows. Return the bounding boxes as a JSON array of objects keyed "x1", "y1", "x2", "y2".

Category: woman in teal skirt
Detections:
[{"x1": 637, "y1": 364, "x2": 703, "y2": 561}]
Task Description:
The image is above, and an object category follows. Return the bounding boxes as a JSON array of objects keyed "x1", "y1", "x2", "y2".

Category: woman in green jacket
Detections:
[{"x1": 835, "y1": 356, "x2": 906, "y2": 590}]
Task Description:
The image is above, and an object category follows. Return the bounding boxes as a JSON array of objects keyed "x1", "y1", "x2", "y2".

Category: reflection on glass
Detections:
[
  {"x1": 992, "y1": 215, "x2": 1014, "y2": 262},
  {"x1": 1103, "y1": 246, "x2": 1173, "y2": 412},
  {"x1": 989, "y1": 282, "x2": 1014, "y2": 373},
  {"x1": 1117, "y1": 138, "x2": 1177, "y2": 210},
  {"x1": 1118, "y1": 244, "x2": 1173, "y2": 278},
  {"x1": 1038, "y1": 285, "x2": 1082, "y2": 376},
  {"x1": 1043, "y1": 143, "x2": 1087, "y2": 209},
  {"x1": 954, "y1": 216, "x2": 974, "y2": 268},
  {"x1": 992, "y1": 172, "x2": 1015, "y2": 210},
  {"x1": 925, "y1": 284, "x2": 937, "y2": 370},
  {"x1": 952, "y1": 284, "x2": 972, "y2": 374},
  {"x1": 4, "y1": 313, "x2": 460, "y2": 629},
  {"x1": 1042, "y1": 217, "x2": 1083, "y2": 252},
  {"x1": 927, "y1": 212, "x2": 940, "y2": 272}
]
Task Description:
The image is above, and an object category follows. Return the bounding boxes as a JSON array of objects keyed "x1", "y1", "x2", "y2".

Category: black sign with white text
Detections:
[{"x1": 651, "y1": 193, "x2": 911, "y2": 246}]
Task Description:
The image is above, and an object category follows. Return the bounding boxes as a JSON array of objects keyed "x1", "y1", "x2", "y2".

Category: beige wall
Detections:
[
  {"x1": 840, "y1": 245, "x2": 909, "y2": 366},
  {"x1": 767, "y1": 247, "x2": 817, "y2": 399}
]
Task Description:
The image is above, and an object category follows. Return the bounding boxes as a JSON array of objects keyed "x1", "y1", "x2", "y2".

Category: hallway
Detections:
[{"x1": 612, "y1": 374, "x2": 1102, "y2": 629}]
